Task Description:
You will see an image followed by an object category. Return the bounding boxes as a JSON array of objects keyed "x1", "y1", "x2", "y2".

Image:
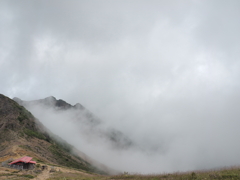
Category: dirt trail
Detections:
[
  {"x1": 32, "y1": 166, "x2": 94, "y2": 180},
  {"x1": 11, "y1": 145, "x2": 20, "y2": 157},
  {"x1": 56, "y1": 167, "x2": 95, "y2": 177},
  {"x1": 33, "y1": 169, "x2": 50, "y2": 180}
]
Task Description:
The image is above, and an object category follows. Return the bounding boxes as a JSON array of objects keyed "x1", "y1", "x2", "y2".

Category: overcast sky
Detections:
[{"x1": 1, "y1": 0, "x2": 240, "y2": 173}]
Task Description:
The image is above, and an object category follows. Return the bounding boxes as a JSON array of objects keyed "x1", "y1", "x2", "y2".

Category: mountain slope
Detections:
[
  {"x1": 0, "y1": 94, "x2": 106, "y2": 174},
  {"x1": 14, "y1": 96, "x2": 134, "y2": 150}
]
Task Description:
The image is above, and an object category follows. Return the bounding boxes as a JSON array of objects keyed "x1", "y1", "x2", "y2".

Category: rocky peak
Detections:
[
  {"x1": 73, "y1": 103, "x2": 85, "y2": 110},
  {"x1": 44, "y1": 96, "x2": 57, "y2": 101}
]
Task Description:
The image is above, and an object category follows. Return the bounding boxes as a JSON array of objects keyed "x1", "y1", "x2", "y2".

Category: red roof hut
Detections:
[{"x1": 9, "y1": 156, "x2": 36, "y2": 170}]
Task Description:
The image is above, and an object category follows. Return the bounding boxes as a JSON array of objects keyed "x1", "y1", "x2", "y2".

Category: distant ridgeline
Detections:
[
  {"x1": 0, "y1": 94, "x2": 107, "y2": 174},
  {"x1": 14, "y1": 96, "x2": 134, "y2": 150}
]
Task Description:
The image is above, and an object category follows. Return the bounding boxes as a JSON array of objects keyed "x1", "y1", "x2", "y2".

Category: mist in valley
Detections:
[
  {"x1": 1, "y1": 0, "x2": 240, "y2": 174},
  {"x1": 20, "y1": 92, "x2": 240, "y2": 174}
]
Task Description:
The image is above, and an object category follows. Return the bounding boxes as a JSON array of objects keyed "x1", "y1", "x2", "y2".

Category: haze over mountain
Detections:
[
  {"x1": 13, "y1": 96, "x2": 135, "y2": 151},
  {"x1": 0, "y1": 94, "x2": 110, "y2": 174},
  {"x1": 1, "y1": 0, "x2": 240, "y2": 174},
  {"x1": 13, "y1": 96, "x2": 172, "y2": 172},
  {"x1": 13, "y1": 95, "x2": 240, "y2": 174}
]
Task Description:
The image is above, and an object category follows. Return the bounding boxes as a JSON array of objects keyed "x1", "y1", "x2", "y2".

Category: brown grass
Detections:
[{"x1": 2, "y1": 163, "x2": 240, "y2": 180}]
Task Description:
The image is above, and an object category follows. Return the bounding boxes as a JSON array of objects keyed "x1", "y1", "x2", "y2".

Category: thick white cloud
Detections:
[{"x1": 1, "y1": 0, "x2": 240, "y2": 173}]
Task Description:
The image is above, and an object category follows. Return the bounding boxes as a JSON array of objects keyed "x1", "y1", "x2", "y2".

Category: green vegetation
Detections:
[
  {"x1": 0, "y1": 144, "x2": 6, "y2": 151},
  {"x1": 33, "y1": 157, "x2": 45, "y2": 163},
  {"x1": 12, "y1": 170, "x2": 20, "y2": 173},
  {"x1": 47, "y1": 167, "x2": 240, "y2": 180},
  {"x1": 23, "y1": 128, "x2": 47, "y2": 140},
  {"x1": 2, "y1": 164, "x2": 240, "y2": 180},
  {"x1": 46, "y1": 167, "x2": 240, "y2": 180},
  {"x1": 56, "y1": 141, "x2": 72, "y2": 153},
  {"x1": 21, "y1": 174, "x2": 35, "y2": 179},
  {"x1": 17, "y1": 113, "x2": 27, "y2": 122},
  {"x1": 48, "y1": 143, "x2": 106, "y2": 174},
  {"x1": 0, "y1": 173, "x2": 13, "y2": 177},
  {"x1": 0, "y1": 173, "x2": 35, "y2": 179},
  {"x1": 16, "y1": 105, "x2": 34, "y2": 123},
  {"x1": 18, "y1": 131, "x2": 25, "y2": 138},
  {"x1": 48, "y1": 144, "x2": 90, "y2": 171},
  {"x1": 19, "y1": 145, "x2": 33, "y2": 151},
  {"x1": 109, "y1": 168, "x2": 240, "y2": 180},
  {"x1": 1, "y1": 95, "x2": 104, "y2": 175}
]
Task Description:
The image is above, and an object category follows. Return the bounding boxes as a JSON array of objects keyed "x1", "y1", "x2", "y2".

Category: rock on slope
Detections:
[{"x1": 0, "y1": 94, "x2": 106, "y2": 174}]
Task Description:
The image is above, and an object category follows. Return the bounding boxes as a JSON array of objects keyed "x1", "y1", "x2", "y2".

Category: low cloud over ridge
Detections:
[{"x1": 1, "y1": 0, "x2": 240, "y2": 174}]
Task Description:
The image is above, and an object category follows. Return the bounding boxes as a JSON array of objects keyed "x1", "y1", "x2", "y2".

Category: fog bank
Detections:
[{"x1": 1, "y1": 0, "x2": 240, "y2": 173}]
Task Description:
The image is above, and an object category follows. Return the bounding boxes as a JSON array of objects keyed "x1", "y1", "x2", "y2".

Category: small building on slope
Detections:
[{"x1": 9, "y1": 156, "x2": 36, "y2": 170}]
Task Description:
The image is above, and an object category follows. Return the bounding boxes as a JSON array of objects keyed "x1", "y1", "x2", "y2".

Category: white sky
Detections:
[{"x1": 1, "y1": 0, "x2": 240, "y2": 174}]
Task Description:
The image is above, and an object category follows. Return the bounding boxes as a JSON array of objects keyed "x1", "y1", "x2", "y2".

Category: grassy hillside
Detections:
[
  {"x1": 46, "y1": 166, "x2": 240, "y2": 179},
  {"x1": 1, "y1": 165, "x2": 240, "y2": 179},
  {"x1": 0, "y1": 94, "x2": 105, "y2": 174}
]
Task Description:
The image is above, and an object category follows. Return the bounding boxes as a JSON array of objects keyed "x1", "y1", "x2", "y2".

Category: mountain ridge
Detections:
[
  {"x1": 14, "y1": 96, "x2": 134, "y2": 150},
  {"x1": 0, "y1": 94, "x2": 109, "y2": 174},
  {"x1": 13, "y1": 96, "x2": 85, "y2": 111}
]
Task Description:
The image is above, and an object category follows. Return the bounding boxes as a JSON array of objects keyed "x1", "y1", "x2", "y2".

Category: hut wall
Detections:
[
  {"x1": 11, "y1": 163, "x2": 35, "y2": 170},
  {"x1": 23, "y1": 163, "x2": 35, "y2": 170}
]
